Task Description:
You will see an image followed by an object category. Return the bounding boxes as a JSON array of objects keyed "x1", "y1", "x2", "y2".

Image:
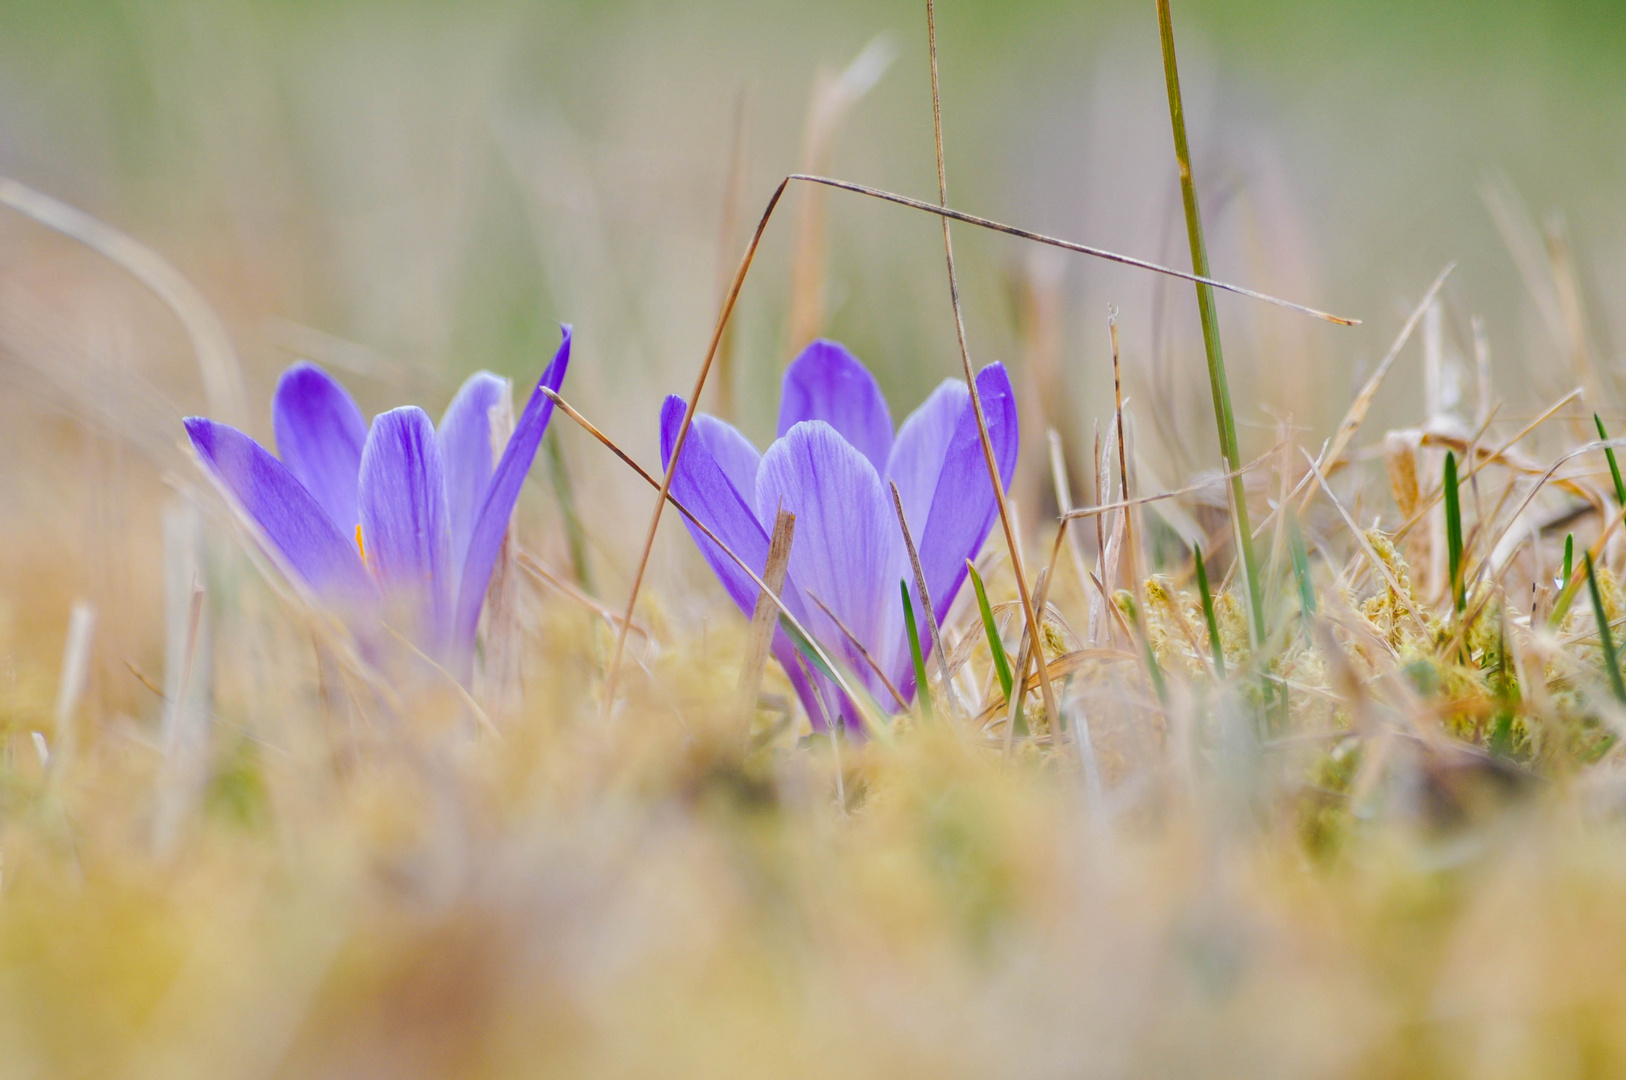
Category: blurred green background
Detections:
[{"x1": 1, "y1": 0, "x2": 1623, "y2": 517}]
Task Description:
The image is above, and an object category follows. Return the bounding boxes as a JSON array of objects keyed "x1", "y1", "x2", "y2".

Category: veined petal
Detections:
[
  {"x1": 184, "y1": 417, "x2": 372, "y2": 603},
  {"x1": 271, "y1": 362, "x2": 367, "y2": 533},
  {"x1": 916, "y1": 362, "x2": 1019, "y2": 628},
  {"x1": 660, "y1": 397, "x2": 773, "y2": 617},
  {"x1": 437, "y1": 371, "x2": 512, "y2": 573},
  {"x1": 777, "y1": 340, "x2": 893, "y2": 476},
  {"x1": 702, "y1": 413, "x2": 763, "y2": 502},
  {"x1": 756, "y1": 420, "x2": 907, "y2": 710},
  {"x1": 452, "y1": 326, "x2": 571, "y2": 663},
  {"x1": 359, "y1": 407, "x2": 454, "y2": 651},
  {"x1": 885, "y1": 378, "x2": 969, "y2": 538}
]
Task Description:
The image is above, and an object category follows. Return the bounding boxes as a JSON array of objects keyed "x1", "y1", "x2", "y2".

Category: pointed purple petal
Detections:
[
  {"x1": 359, "y1": 407, "x2": 454, "y2": 651},
  {"x1": 660, "y1": 397, "x2": 773, "y2": 617},
  {"x1": 452, "y1": 326, "x2": 571, "y2": 663},
  {"x1": 917, "y1": 362, "x2": 1019, "y2": 628},
  {"x1": 885, "y1": 379, "x2": 969, "y2": 537},
  {"x1": 185, "y1": 417, "x2": 372, "y2": 602},
  {"x1": 271, "y1": 362, "x2": 367, "y2": 534},
  {"x1": 756, "y1": 419, "x2": 908, "y2": 709},
  {"x1": 777, "y1": 340, "x2": 894, "y2": 476},
  {"x1": 437, "y1": 371, "x2": 511, "y2": 574},
  {"x1": 701, "y1": 414, "x2": 763, "y2": 503}
]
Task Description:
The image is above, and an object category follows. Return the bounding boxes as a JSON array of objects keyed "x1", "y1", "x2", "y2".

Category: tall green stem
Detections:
[{"x1": 1154, "y1": 0, "x2": 1263, "y2": 647}]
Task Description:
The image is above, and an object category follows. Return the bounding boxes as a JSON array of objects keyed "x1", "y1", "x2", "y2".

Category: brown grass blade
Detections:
[
  {"x1": 739, "y1": 509, "x2": 797, "y2": 727},
  {"x1": 925, "y1": 0, "x2": 1060, "y2": 740}
]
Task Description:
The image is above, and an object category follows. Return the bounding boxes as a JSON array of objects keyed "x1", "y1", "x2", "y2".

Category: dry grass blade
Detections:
[
  {"x1": 806, "y1": 591, "x2": 909, "y2": 712},
  {"x1": 516, "y1": 552, "x2": 650, "y2": 640},
  {"x1": 739, "y1": 509, "x2": 797, "y2": 726},
  {"x1": 379, "y1": 624, "x2": 503, "y2": 743},
  {"x1": 1300, "y1": 263, "x2": 1454, "y2": 507},
  {"x1": 0, "y1": 175, "x2": 248, "y2": 426},
  {"x1": 1396, "y1": 387, "x2": 1583, "y2": 541},
  {"x1": 788, "y1": 174, "x2": 1358, "y2": 325},
  {"x1": 49, "y1": 601, "x2": 96, "y2": 777},
  {"x1": 1301, "y1": 448, "x2": 1431, "y2": 633},
  {"x1": 788, "y1": 36, "x2": 897, "y2": 352},
  {"x1": 1049, "y1": 429, "x2": 1093, "y2": 593},
  {"x1": 973, "y1": 648, "x2": 1137, "y2": 731},
  {"x1": 925, "y1": 0, "x2": 1060, "y2": 739}
]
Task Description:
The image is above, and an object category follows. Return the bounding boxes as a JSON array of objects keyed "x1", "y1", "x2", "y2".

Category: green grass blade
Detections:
[
  {"x1": 1551, "y1": 533, "x2": 1579, "y2": 628},
  {"x1": 1584, "y1": 552, "x2": 1626, "y2": 704},
  {"x1": 901, "y1": 580, "x2": 934, "y2": 722},
  {"x1": 777, "y1": 614, "x2": 890, "y2": 739},
  {"x1": 1286, "y1": 505, "x2": 1317, "y2": 621},
  {"x1": 1155, "y1": 0, "x2": 1262, "y2": 648},
  {"x1": 967, "y1": 561, "x2": 1013, "y2": 699},
  {"x1": 1597, "y1": 414, "x2": 1626, "y2": 506},
  {"x1": 778, "y1": 614, "x2": 840, "y2": 686},
  {"x1": 1193, "y1": 544, "x2": 1226, "y2": 678},
  {"x1": 1444, "y1": 450, "x2": 1465, "y2": 614}
]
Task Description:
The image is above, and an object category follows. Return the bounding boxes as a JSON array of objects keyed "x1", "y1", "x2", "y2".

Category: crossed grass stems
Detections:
[{"x1": 595, "y1": 0, "x2": 1365, "y2": 743}]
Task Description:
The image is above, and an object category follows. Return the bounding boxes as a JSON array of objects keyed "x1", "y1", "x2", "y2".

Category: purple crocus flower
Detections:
[
  {"x1": 184, "y1": 326, "x2": 572, "y2": 677},
  {"x1": 661, "y1": 339, "x2": 1017, "y2": 732}
]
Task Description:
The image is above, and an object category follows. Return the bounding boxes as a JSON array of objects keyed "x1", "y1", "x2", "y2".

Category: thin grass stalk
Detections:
[
  {"x1": 1444, "y1": 451, "x2": 1465, "y2": 614},
  {"x1": 1193, "y1": 544, "x2": 1225, "y2": 678},
  {"x1": 1154, "y1": 0, "x2": 1262, "y2": 645},
  {"x1": 1285, "y1": 504, "x2": 1317, "y2": 624},
  {"x1": 891, "y1": 479, "x2": 961, "y2": 715},
  {"x1": 1597, "y1": 413, "x2": 1626, "y2": 505},
  {"x1": 969, "y1": 562, "x2": 1014, "y2": 700},
  {"x1": 1585, "y1": 551, "x2": 1626, "y2": 704},
  {"x1": 925, "y1": 0, "x2": 1060, "y2": 733},
  {"x1": 901, "y1": 581, "x2": 934, "y2": 723}
]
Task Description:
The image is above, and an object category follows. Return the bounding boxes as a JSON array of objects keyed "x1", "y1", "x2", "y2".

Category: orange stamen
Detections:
[{"x1": 355, "y1": 524, "x2": 367, "y2": 568}]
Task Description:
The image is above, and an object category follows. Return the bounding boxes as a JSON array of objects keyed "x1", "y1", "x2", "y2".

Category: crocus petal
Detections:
[
  {"x1": 777, "y1": 339, "x2": 894, "y2": 476},
  {"x1": 756, "y1": 420, "x2": 907, "y2": 711},
  {"x1": 437, "y1": 371, "x2": 511, "y2": 573},
  {"x1": 660, "y1": 397, "x2": 773, "y2": 617},
  {"x1": 451, "y1": 326, "x2": 571, "y2": 663},
  {"x1": 885, "y1": 378, "x2": 969, "y2": 538},
  {"x1": 271, "y1": 362, "x2": 367, "y2": 533},
  {"x1": 702, "y1": 413, "x2": 764, "y2": 503},
  {"x1": 359, "y1": 406, "x2": 454, "y2": 651},
  {"x1": 915, "y1": 362, "x2": 1019, "y2": 629},
  {"x1": 184, "y1": 417, "x2": 372, "y2": 603}
]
